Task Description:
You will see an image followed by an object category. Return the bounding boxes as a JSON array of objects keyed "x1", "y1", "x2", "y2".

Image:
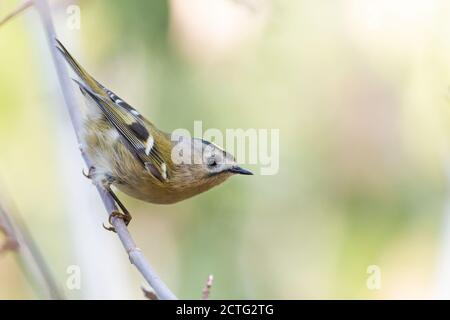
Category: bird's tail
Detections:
[{"x1": 55, "y1": 38, "x2": 102, "y2": 94}]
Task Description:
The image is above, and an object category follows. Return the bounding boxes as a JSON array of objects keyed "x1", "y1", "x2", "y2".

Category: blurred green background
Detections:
[{"x1": 1, "y1": 0, "x2": 450, "y2": 299}]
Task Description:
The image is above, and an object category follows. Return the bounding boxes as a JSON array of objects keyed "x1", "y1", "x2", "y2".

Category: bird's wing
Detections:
[
  {"x1": 77, "y1": 80, "x2": 168, "y2": 182},
  {"x1": 55, "y1": 39, "x2": 168, "y2": 182}
]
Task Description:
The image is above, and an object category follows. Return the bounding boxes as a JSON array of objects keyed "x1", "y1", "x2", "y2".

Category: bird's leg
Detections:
[
  {"x1": 83, "y1": 170, "x2": 131, "y2": 232},
  {"x1": 107, "y1": 187, "x2": 132, "y2": 225},
  {"x1": 102, "y1": 176, "x2": 132, "y2": 232}
]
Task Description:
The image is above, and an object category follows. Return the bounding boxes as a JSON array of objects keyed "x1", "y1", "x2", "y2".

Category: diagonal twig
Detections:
[
  {"x1": 0, "y1": 204, "x2": 20, "y2": 254},
  {"x1": 32, "y1": 0, "x2": 177, "y2": 300},
  {"x1": 0, "y1": 0, "x2": 33, "y2": 27},
  {"x1": 0, "y1": 0, "x2": 177, "y2": 300},
  {"x1": 141, "y1": 286, "x2": 159, "y2": 300},
  {"x1": 202, "y1": 275, "x2": 214, "y2": 300},
  {"x1": 0, "y1": 199, "x2": 63, "y2": 299}
]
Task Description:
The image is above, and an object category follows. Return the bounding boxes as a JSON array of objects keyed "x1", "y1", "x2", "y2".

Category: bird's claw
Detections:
[
  {"x1": 82, "y1": 166, "x2": 96, "y2": 180},
  {"x1": 103, "y1": 210, "x2": 132, "y2": 233}
]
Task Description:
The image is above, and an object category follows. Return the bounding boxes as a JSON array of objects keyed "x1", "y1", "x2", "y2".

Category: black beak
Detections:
[{"x1": 229, "y1": 166, "x2": 253, "y2": 175}]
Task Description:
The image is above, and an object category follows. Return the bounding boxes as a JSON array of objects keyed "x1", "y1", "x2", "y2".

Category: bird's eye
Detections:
[{"x1": 207, "y1": 157, "x2": 218, "y2": 167}]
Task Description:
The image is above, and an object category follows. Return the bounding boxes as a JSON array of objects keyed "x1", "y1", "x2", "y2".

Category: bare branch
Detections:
[
  {"x1": 0, "y1": 199, "x2": 63, "y2": 299},
  {"x1": 202, "y1": 275, "x2": 214, "y2": 300},
  {"x1": 0, "y1": 204, "x2": 20, "y2": 254},
  {"x1": 0, "y1": 0, "x2": 33, "y2": 28},
  {"x1": 142, "y1": 286, "x2": 159, "y2": 300},
  {"x1": 33, "y1": 0, "x2": 177, "y2": 300}
]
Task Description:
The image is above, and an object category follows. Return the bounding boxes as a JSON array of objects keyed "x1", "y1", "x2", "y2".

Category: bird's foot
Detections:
[
  {"x1": 103, "y1": 210, "x2": 132, "y2": 233},
  {"x1": 82, "y1": 166, "x2": 96, "y2": 180}
]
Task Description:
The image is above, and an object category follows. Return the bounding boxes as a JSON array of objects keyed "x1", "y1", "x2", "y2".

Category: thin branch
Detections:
[
  {"x1": 142, "y1": 286, "x2": 159, "y2": 300},
  {"x1": 32, "y1": 0, "x2": 177, "y2": 300},
  {"x1": 0, "y1": 204, "x2": 20, "y2": 254},
  {"x1": 0, "y1": 0, "x2": 33, "y2": 27},
  {"x1": 0, "y1": 199, "x2": 63, "y2": 299},
  {"x1": 202, "y1": 275, "x2": 214, "y2": 300}
]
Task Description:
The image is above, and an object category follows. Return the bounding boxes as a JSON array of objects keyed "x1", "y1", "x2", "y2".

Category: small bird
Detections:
[{"x1": 55, "y1": 40, "x2": 252, "y2": 230}]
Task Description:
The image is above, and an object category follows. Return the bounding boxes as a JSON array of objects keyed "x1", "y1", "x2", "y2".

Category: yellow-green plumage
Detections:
[
  {"x1": 56, "y1": 40, "x2": 251, "y2": 205},
  {"x1": 83, "y1": 116, "x2": 233, "y2": 204}
]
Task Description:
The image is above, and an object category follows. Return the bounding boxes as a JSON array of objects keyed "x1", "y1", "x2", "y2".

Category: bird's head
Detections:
[
  {"x1": 169, "y1": 136, "x2": 252, "y2": 189},
  {"x1": 199, "y1": 139, "x2": 253, "y2": 177}
]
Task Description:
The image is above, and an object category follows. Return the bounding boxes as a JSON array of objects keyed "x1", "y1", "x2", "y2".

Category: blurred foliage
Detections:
[{"x1": 1, "y1": 0, "x2": 450, "y2": 299}]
